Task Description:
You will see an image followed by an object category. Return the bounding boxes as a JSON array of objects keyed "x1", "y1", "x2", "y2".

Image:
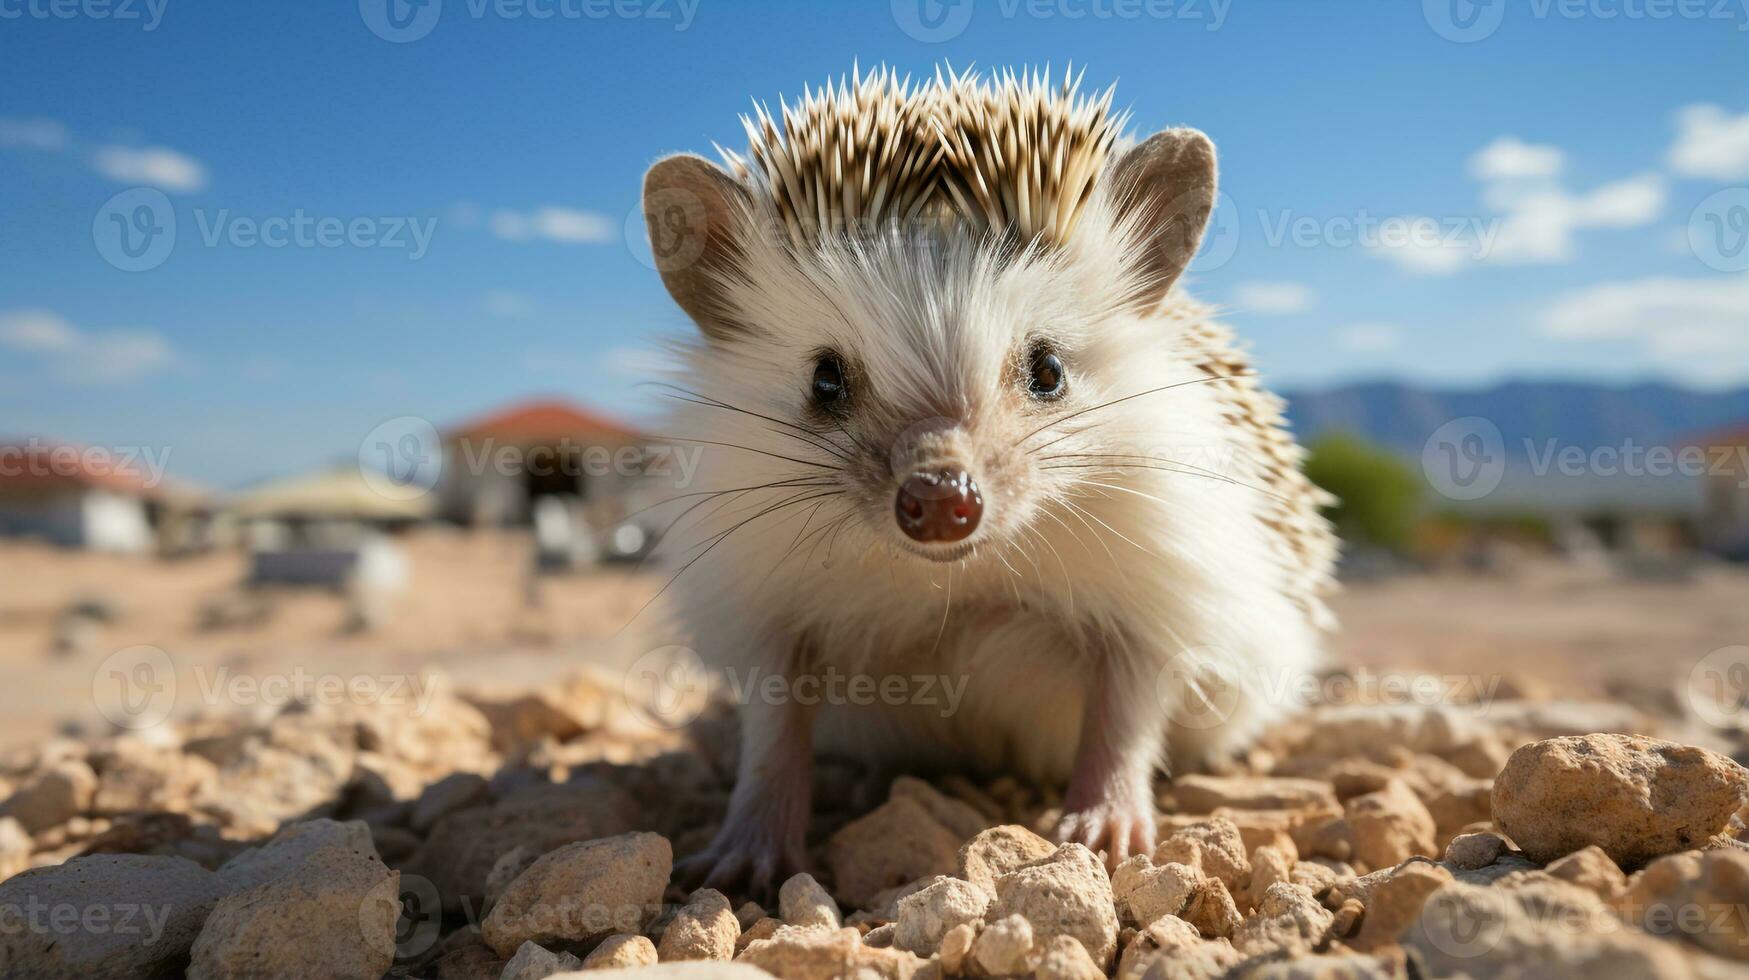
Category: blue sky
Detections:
[{"x1": 3, "y1": 0, "x2": 1747, "y2": 485}]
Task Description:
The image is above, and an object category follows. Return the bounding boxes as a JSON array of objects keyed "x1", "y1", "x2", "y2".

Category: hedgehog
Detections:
[{"x1": 640, "y1": 66, "x2": 1337, "y2": 895}]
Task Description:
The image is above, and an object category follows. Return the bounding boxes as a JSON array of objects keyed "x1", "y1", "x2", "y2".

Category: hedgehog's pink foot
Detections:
[
  {"x1": 1055, "y1": 651, "x2": 1165, "y2": 869},
  {"x1": 1056, "y1": 778, "x2": 1157, "y2": 868},
  {"x1": 674, "y1": 799, "x2": 810, "y2": 903},
  {"x1": 675, "y1": 692, "x2": 814, "y2": 902}
]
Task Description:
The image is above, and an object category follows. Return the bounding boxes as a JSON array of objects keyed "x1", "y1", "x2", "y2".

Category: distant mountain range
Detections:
[{"x1": 1280, "y1": 381, "x2": 1749, "y2": 514}]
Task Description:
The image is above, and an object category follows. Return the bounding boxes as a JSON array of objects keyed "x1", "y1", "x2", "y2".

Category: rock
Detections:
[
  {"x1": 957, "y1": 824, "x2": 1056, "y2": 893},
  {"x1": 486, "y1": 845, "x2": 542, "y2": 909},
  {"x1": 657, "y1": 888, "x2": 738, "y2": 961},
  {"x1": 1232, "y1": 882, "x2": 1334, "y2": 956},
  {"x1": 1343, "y1": 780, "x2": 1437, "y2": 871},
  {"x1": 738, "y1": 925, "x2": 927, "y2": 980},
  {"x1": 581, "y1": 934, "x2": 658, "y2": 970},
  {"x1": 733, "y1": 901, "x2": 765, "y2": 931},
  {"x1": 734, "y1": 917, "x2": 781, "y2": 955},
  {"x1": 825, "y1": 796, "x2": 961, "y2": 908},
  {"x1": 890, "y1": 776, "x2": 989, "y2": 839},
  {"x1": 411, "y1": 772, "x2": 490, "y2": 832},
  {"x1": 892, "y1": 875, "x2": 988, "y2": 955},
  {"x1": 482, "y1": 832, "x2": 671, "y2": 957},
  {"x1": 1182, "y1": 875, "x2": 1243, "y2": 939},
  {"x1": 1625, "y1": 849, "x2": 1749, "y2": 961},
  {"x1": 938, "y1": 921, "x2": 975, "y2": 973},
  {"x1": 1111, "y1": 856, "x2": 1200, "y2": 927},
  {"x1": 1243, "y1": 846, "x2": 1295, "y2": 910},
  {"x1": 778, "y1": 872, "x2": 841, "y2": 930},
  {"x1": 89, "y1": 740, "x2": 216, "y2": 816},
  {"x1": 434, "y1": 939, "x2": 506, "y2": 980},
  {"x1": 412, "y1": 779, "x2": 640, "y2": 911},
  {"x1": 188, "y1": 819, "x2": 398, "y2": 980},
  {"x1": 571, "y1": 964, "x2": 774, "y2": 980},
  {"x1": 1032, "y1": 934, "x2": 1104, "y2": 980},
  {"x1": 1404, "y1": 879, "x2": 1687, "y2": 978},
  {"x1": 0, "y1": 853, "x2": 222, "y2": 978},
  {"x1": 1443, "y1": 831, "x2": 1506, "y2": 870},
  {"x1": 1492, "y1": 734, "x2": 1749, "y2": 867},
  {"x1": 1154, "y1": 817, "x2": 1251, "y2": 891},
  {"x1": 1172, "y1": 775, "x2": 1337, "y2": 813},
  {"x1": 502, "y1": 940, "x2": 583, "y2": 980},
  {"x1": 2, "y1": 758, "x2": 96, "y2": 834},
  {"x1": 1545, "y1": 845, "x2": 1628, "y2": 900},
  {"x1": 0, "y1": 816, "x2": 30, "y2": 878},
  {"x1": 1115, "y1": 913, "x2": 1239, "y2": 980},
  {"x1": 972, "y1": 913, "x2": 1034, "y2": 975},
  {"x1": 1348, "y1": 861, "x2": 1452, "y2": 952},
  {"x1": 987, "y1": 843, "x2": 1119, "y2": 967},
  {"x1": 1423, "y1": 779, "x2": 1494, "y2": 848},
  {"x1": 199, "y1": 723, "x2": 355, "y2": 837}
]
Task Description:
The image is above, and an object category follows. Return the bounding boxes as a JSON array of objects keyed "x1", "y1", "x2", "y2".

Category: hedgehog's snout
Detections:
[{"x1": 895, "y1": 468, "x2": 982, "y2": 544}]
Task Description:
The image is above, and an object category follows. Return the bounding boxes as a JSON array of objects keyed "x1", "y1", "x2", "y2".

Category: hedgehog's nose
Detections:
[{"x1": 895, "y1": 469, "x2": 982, "y2": 543}]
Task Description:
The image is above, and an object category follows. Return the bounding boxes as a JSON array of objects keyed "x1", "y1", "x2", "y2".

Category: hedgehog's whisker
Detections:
[
  {"x1": 649, "y1": 384, "x2": 855, "y2": 463},
  {"x1": 1013, "y1": 375, "x2": 1242, "y2": 447},
  {"x1": 625, "y1": 489, "x2": 846, "y2": 629},
  {"x1": 1042, "y1": 456, "x2": 1294, "y2": 504},
  {"x1": 657, "y1": 434, "x2": 845, "y2": 472}
]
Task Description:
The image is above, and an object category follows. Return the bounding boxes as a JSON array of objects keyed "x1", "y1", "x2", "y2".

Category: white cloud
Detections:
[
  {"x1": 1540, "y1": 276, "x2": 1749, "y2": 381},
  {"x1": 0, "y1": 310, "x2": 176, "y2": 384},
  {"x1": 1231, "y1": 281, "x2": 1314, "y2": 315},
  {"x1": 1370, "y1": 218, "x2": 1478, "y2": 275},
  {"x1": 92, "y1": 144, "x2": 209, "y2": 193},
  {"x1": 1668, "y1": 104, "x2": 1749, "y2": 181},
  {"x1": 1485, "y1": 173, "x2": 1666, "y2": 264},
  {"x1": 490, "y1": 206, "x2": 615, "y2": 244},
  {"x1": 482, "y1": 290, "x2": 534, "y2": 318},
  {"x1": 1468, "y1": 136, "x2": 1564, "y2": 181},
  {"x1": 1336, "y1": 323, "x2": 1402, "y2": 352},
  {"x1": 0, "y1": 118, "x2": 67, "y2": 151}
]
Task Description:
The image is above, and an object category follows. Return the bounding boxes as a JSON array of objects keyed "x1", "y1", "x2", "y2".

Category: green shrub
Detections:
[{"x1": 1303, "y1": 433, "x2": 1422, "y2": 551}]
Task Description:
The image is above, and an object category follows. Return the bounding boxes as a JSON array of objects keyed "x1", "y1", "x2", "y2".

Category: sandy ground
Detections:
[{"x1": 1, "y1": 529, "x2": 1743, "y2": 749}]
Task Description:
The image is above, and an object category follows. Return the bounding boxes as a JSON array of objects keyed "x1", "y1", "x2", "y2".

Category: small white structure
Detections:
[
  {"x1": 229, "y1": 466, "x2": 428, "y2": 591},
  {"x1": 0, "y1": 441, "x2": 168, "y2": 553},
  {"x1": 1696, "y1": 424, "x2": 1749, "y2": 560}
]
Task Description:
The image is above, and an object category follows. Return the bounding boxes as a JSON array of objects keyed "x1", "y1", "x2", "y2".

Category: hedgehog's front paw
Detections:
[
  {"x1": 1055, "y1": 789, "x2": 1157, "y2": 869},
  {"x1": 674, "y1": 815, "x2": 809, "y2": 904}
]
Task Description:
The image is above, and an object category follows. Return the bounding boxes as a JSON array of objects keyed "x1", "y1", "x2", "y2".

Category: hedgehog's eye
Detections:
[
  {"x1": 811, "y1": 354, "x2": 847, "y2": 406},
  {"x1": 1027, "y1": 347, "x2": 1066, "y2": 400}
]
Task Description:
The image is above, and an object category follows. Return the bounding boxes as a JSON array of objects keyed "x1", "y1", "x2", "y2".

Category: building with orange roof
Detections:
[
  {"x1": 436, "y1": 398, "x2": 649, "y2": 528},
  {"x1": 0, "y1": 439, "x2": 205, "y2": 553}
]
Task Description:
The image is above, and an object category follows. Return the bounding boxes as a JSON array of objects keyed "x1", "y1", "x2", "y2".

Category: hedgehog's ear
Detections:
[
  {"x1": 643, "y1": 154, "x2": 752, "y2": 341},
  {"x1": 1106, "y1": 128, "x2": 1218, "y2": 311}
]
